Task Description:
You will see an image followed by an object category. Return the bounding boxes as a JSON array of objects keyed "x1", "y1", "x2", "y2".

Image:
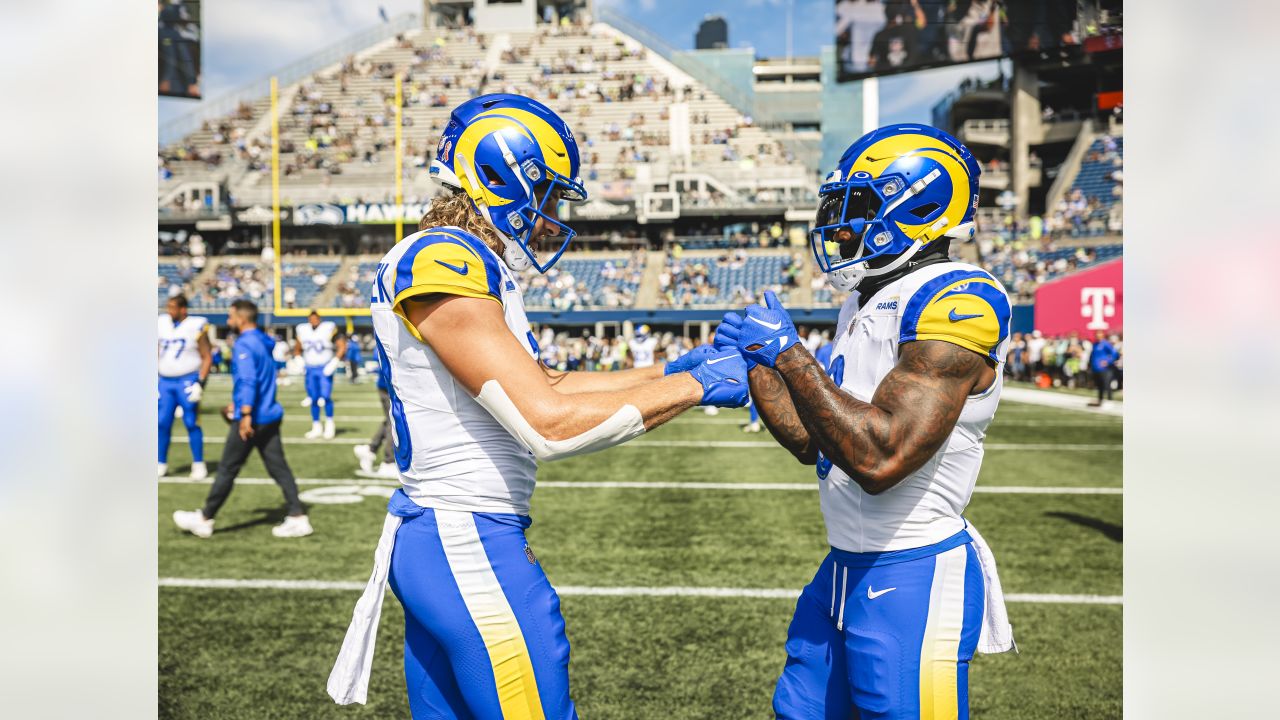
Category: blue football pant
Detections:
[
  {"x1": 158, "y1": 372, "x2": 202, "y2": 463},
  {"x1": 773, "y1": 532, "x2": 984, "y2": 720},
  {"x1": 388, "y1": 500, "x2": 576, "y2": 720},
  {"x1": 305, "y1": 366, "x2": 334, "y2": 420}
]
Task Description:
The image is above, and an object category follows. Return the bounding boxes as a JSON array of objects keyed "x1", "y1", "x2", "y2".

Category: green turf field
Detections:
[{"x1": 159, "y1": 375, "x2": 1122, "y2": 719}]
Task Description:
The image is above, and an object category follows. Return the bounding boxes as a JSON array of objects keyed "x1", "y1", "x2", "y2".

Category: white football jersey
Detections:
[
  {"x1": 631, "y1": 336, "x2": 658, "y2": 367},
  {"x1": 819, "y1": 261, "x2": 1011, "y2": 552},
  {"x1": 158, "y1": 314, "x2": 208, "y2": 377},
  {"x1": 370, "y1": 227, "x2": 539, "y2": 514},
  {"x1": 297, "y1": 320, "x2": 337, "y2": 367}
]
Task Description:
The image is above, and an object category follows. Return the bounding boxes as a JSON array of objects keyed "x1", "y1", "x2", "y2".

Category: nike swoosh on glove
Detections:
[
  {"x1": 664, "y1": 344, "x2": 715, "y2": 376},
  {"x1": 688, "y1": 348, "x2": 750, "y2": 407},
  {"x1": 712, "y1": 312, "x2": 756, "y2": 371},
  {"x1": 323, "y1": 357, "x2": 341, "y2": 377},
  {"x1": 734, "y1": 290, "x2": 799, "y2": 369},
  {"x1": 184, "y1": 382, "x2": 203, "y2": 403}
]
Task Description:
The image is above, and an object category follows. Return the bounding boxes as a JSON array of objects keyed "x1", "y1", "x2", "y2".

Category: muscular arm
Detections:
[
  {"x1": 403, "y1": 294, "x2": 702, "y2": 442},
  {"x1": 540, "y1": 363, "x2": 665, "y2": 393},
  {"x1": 334, "y1": 335, "x2": 349, "y2": 362},
  {"x1": 292, "y1": 339, "x2": 302, "y2": 357},
  {"x1": 196, "y1": 332, "x2": 212, "y2": 383},
  {"x1": 747, "y1": 365, "x2": 817, "y2": 464},
  {"x1": 773, "y1": 340, "x2": 994, "y2": 494}
]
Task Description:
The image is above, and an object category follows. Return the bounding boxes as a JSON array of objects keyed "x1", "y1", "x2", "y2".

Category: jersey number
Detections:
[
  {"x1": 302, "y1": 340, "x2": 328, "y2": 354},
  {"x1": 373, "y1": 334, "x2": 412, "y2": 472},
  {"x1": 815, "y1": 355, "x2": 846, "y2": 481},
  {"x1": 159, "y1": 338, "x2": 186, "y2": 359},
  {"x1": 371, "y1": 263, "x2": 392, "y2": 305}
]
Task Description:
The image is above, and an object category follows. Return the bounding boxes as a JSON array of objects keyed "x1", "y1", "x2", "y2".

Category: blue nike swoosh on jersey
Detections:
[
  {"x1": 948, "y1": 308, "x2": 984, "y2": 322},
  {"x1": 435, "y1": 259, "x2": 469, "y2": 276}
]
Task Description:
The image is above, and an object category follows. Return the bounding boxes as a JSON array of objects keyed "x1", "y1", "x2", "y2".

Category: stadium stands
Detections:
[
  {"x1": 159, "y1": 20, "x2": 802, "y2": 209},
  {"x1": 157, "y1": 261, "x2": 197, "y2": 305},
  {"x1": 280, "y1": 261, "x2": 340, "y2": 309},
  {"x1": 521, "y1": 253, "x2": 645, "y2": 310},
  {"x1": 660, "y1": 250, "x2": 797, "y2": 308}
]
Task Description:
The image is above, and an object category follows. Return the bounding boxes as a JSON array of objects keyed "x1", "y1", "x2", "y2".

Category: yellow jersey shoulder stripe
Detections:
[{"x1": 900, "y1": 269, "x2": 1010, "y2": 362}]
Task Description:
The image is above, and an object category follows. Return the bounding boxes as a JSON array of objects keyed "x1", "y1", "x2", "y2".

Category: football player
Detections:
[
  {"x1": 629, "y1": 323, "x2": 658, "y2": 368},
  {"x1": 157, "y1": 294, "x2": 212, "y2": 479},
  {"x1": 716, "y1": 125, "x2": 1015, "y2": 719},
  {"x1": 327, "y1": 94, "x2": 748, "y2": 718},
  {"x1": 294, "y1": 310, "x2": 347, "y2": 439}
]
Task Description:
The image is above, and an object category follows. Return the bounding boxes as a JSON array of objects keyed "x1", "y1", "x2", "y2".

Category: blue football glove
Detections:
[
  {"x1": 664, "y1": 344, "x2": 715, "y2": 376},
  {"x1": 687, "y1": 348, "x2": 750, "y2": 408},
  {"x1": 712, "y1": 312, "x2": 756, "y2": 371},
  {"x1": 734, "y1": 290, "x2": 800, "y2": 369}
]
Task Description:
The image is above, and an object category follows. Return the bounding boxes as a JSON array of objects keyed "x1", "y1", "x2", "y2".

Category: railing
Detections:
[
  {"x1": 160, "y1": 13, "x2": 420, "y2": 146},
  {"x1": 1044, "y1": 119, "x2": 1097, "y2": 214},
  {"x1": 596, "y1": 6, "x2": 755, "y2": 118}
]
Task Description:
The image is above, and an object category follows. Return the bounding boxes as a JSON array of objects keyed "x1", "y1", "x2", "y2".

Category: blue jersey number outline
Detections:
[
  {"x1": 160, "y1": 338, "x2": 186, "y2": 359},
  {"x1": 815, "y1": 354, "x2": 846, "y2": 481},
  {"x1": 373, "y1": 334, "x2": 413, "y2": 472}
]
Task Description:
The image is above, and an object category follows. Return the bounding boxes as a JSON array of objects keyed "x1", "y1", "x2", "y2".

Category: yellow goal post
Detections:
[{"x1": 269, "y1": 74, "x2": 407, "y2": 329}]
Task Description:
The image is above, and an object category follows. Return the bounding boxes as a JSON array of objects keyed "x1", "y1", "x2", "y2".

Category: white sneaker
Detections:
[
  {"x1": 189, "y1": 462, "x2": 208, "y2": 480},
  {"x1": 300, "y1": 397, "x2": 312, "y2": 408},
  {"x1": 173, "y1": 509, "x2": 214, "y2": 538},
  {"x1": 323, "y1": 418, "x2": 336, "y2": 439},
  {"x1": 375, "y1": 462, "x2": 400, "y2": 479},
  {"x1": 272, "y1": 514, "x2": 313, "y2": 538},
  {"x1": 158, "y1": 462, "x2": 168, "y2": 478},
  {"x1": 742, "y1": 421, "x2": 762, "y2": 433},
  {"x1": 353, "y1": 444, "x2": 376, "y2": 473},
  {"x1": 304, "y1": 422, "x2": 323, "y2": 439},
  {"x1": 704, "y1": 406, "x2": 720, "y2": 416}
]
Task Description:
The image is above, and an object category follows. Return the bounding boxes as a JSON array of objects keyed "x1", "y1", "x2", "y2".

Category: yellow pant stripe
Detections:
[
  {"x1": 919, "y1": 544, "x2": 968, "y2": 719},
  {"x1": 436, "y1": 510, "x2": 545, "y2": 720}
]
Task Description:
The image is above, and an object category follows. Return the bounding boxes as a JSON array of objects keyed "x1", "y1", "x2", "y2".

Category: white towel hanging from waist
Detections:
[
  {"x1": 966, "y1": 521, "x2": 1017, "y2": 654},
  {"x1": 327, "y1": 512, "x2": 402, "y2": 705}
]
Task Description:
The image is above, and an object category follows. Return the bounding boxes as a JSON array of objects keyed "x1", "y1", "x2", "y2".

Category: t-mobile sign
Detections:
[{"x1": 1034, "y1": 258, "x2": 1123, "y2": 335}]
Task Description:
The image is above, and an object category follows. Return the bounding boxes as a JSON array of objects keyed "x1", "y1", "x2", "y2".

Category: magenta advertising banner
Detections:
[{"x1": 1033, "y1": 258, "x2": 1123, "y2": 335}]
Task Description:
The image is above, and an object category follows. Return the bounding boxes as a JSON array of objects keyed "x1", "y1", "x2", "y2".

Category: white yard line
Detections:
[
  {"x1": 156, "y1": 577, "x2": 1121, "y2": 605},
  {"x1": 159, "y1": 476, "x2": 1121, "y2": 494},
  {"x1": 1001, "y1": 388, "x2": 1123, "y2": 416}
]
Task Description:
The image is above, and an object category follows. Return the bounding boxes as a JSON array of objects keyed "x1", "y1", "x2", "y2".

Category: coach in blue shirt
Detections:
[
  {"x1": 1088, "y1": 330, "x2": 1120, "y2": 406},
  {"x1": 172, "y1": 299, "x2": 312, "y2": 539}
]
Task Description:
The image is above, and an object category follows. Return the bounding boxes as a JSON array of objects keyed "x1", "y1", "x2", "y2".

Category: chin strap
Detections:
[{"x1": 854, "y1": 240, "x2": 953, "y2": 307}]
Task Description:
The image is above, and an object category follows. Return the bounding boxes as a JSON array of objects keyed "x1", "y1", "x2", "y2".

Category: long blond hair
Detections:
[{"x1": 418, "y1": 192, "x2": 504, "y2": 254}]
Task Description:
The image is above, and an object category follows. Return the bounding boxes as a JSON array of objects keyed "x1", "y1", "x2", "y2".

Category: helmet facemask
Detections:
[
  {"x1": 460, "y1": 135, "x2": 588, "y2": 274},
  {"x1": 501, "y1": 154, "x2": 586, "y2": 274},
  {"x1": 810, "y1": 168, "x2": 956, "y2": 292}
]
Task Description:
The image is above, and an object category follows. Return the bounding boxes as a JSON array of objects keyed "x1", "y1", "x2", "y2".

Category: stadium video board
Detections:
[
  {"x1": 159, "y1": 0, "x2": 202, "y2": 99},
  {"x1": 835, "y1": 0, "x2": 1096, "y2": 82}
]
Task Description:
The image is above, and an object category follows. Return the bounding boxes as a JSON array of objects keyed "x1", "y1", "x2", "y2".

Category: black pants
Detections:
[
  {"x1": 369, "y1": 387, "x2": 394, "y2": 465},
  {"x1": 202, "y1": 421, "x2": 303, "y2": 519},
  {"x1": 348, "y1": 359, "x2": 359, "y2": 383},
  {"x1": 1093, "y1": 368, "x2": 1114, "y2": 402}
]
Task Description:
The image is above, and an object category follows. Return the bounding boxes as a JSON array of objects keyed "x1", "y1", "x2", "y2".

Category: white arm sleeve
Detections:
[{"x1": 473, "y1": 380, "x2": 646, "y2": 462}]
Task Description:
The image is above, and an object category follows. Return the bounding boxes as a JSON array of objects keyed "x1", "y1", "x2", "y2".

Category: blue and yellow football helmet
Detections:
[
  {"x1": 811, "y1": 124, "x2": 981, "y2": 291},
  {"x1": 430, "y1": 94, "x2": 587, "y2": 273}
]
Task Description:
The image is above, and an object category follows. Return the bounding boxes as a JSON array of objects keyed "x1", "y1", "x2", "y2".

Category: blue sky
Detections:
[{"x1": 159, "y1": 0, "x2": 1001, "y2": 129}]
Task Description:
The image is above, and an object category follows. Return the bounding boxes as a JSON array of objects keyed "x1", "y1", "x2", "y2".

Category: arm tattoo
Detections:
[
  {"x1": 747, "y1": 365, "x2": 817, "y2": 464},
  {"x1": 773, "y1": 340, "x2": 990, "y2": 494}
]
